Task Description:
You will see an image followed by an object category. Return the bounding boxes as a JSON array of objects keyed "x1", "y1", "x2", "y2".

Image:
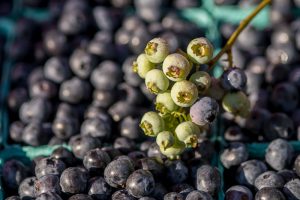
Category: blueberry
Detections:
[
  {"x1": 224, "y1": 126, "x2": 249, "y2": 142},
  {"x1": 128, "y1": 151, "x2": 146, "y2": 164},
  {"x1": 118, "y1": 83, "x2": 144, "y2": 105},
  {"x1": 87, "y1": 36, "x2": 115, "y2": 59},
  {"x1": 120, "y1": 116, "x2": 143, "y2": 141},
  {"x1": 93, "y1": 7, "x2": 122, "y2": 31},
  {"x1": 108, "y1": 101, "x2": 136, "y2": 122},
  {"x1": 29, "y1": 79, "x2": 57, "y2": 99},
  {"x1": 101, "y1": 146, "x2": 122, "y2": 160},
  {"x1": 19, "y1": 98, "x2": 51, "y2": 123},
  {"x1": 244, "y1": 108, "x2": 270, "y2": 135},
  {"x1": 271, "y1": 83, "x2": 299, "y2": 112},
  {"x1": 58, "y1": 9, "x2": 89, "y2": 35},
  {"x1": 8, "y1": 87, "x2": 28, "y2": 112},
  {"x1": 221, "y1": 68, "x2": 247, "y2": 91},
  {"x1": 225, "y1": 185, "x2": 253, "y2": 200},
  {"x1": 84, "y1": 106, "x2": 111, "y2": 122},
  {"x1": 60, "y1": 167, "x2": 88, "y2": 194},
  {"x1": 69, "y1": 49, "x2": 98, "y2": 79},
  {"x1": 92, "y1": 90, "x2": 116, "y2": 108},
  {"x1": 104, "y1": 157, "x2": 134, "y2": 188},
  {"x1": 196, "y1": 165, "x2": 221, "y2": 195},
  {"x1": 90, "y1": 61, "x2": 122, "y2": 91},
  {"x1": 18, "y1": 177, "x2": 37, "y2": 199},
  {"x1": 22, "y1": 122, "x2": 52, "y2": 146},
  {"x1": 88, "y1": 177, "x2": 112, "y2": 200},
  {"x1": 147, "y1": 142, "x2": 166, "y2": 160},
  {"x1": 111, "y1": 189, "x2": 135, "y2": 200},
  {"x1": 255, "y1": 187, "x2": 286, "y2": 200},
  {"x1": 51, "y1": 147, "x2": 75, "y2": 166},
  {"x1": 44, "y1": 57, "x2": 71, "y2": 84},
  {"x1": 265, "y1": 139, "x2": 294, "y2": 171},
  {"x1": 35, "y1": 157, "x2": 66, "y2": 179},
  {"x1": 263, "y1": 113, "x2": 294, "y2": 140},
  {"x1": 254, "y1": 171, "x2": 285, "y2": 190},
  {"x1": 139, "y1": 197, "x2": 156, "y2": 200},
  {"x1": 59, "y1": 77, "x2": 91, "y2": 104},
  {"x1": 163, "y1": 192, "x2": 184, "y2": 200},
  {"x1": 236, "y1": 160, "x2": 267, "y2": 187},
  {"x1": 35, "y1": 192, "x2": 62, "y2": 200},
  {"x1": 9, "y1": 121, "x2": 25, "y2": 143},
  {"x1": 151, "y1": 182, "x2": 168, "y2": 199},
  {"x1": 34, "y1": 175, "x2": 61, "y2": 196},
  {"x1": 83, "y1": 148, "x2": 111, "y2": 173},
  {"x1": 129, "y1": 27, "x2": 151, "y2": 54},
  {"x1": 185, "y1": 191, "x2": 213, "y2": 200},
  {"x1": 139, "y1": 157, "x2": 164, "y2": 178},
  {"x1": 52, "y1": 117, "x2": 79, "y2": 140},
  {"x1": 283, "y1": 179, "x2": 300, "y2": 200},
  {"x1": 48, "y1": 137, "x2": 65, "y2": 146},
  {"x1": 265, "y1": 64, "x2": 289, "y2": 84},
  {"x1": 5, "y1": 196, "x2": 21, "y2": 200},
  {"x1": 113, "y1": 137, "x2": 136, "y2": 153},
  {"x1": 81, "y1": 117, "x2": 111, "y2": 139},
  {"x1": 3, "y1": 160, "x2": 29, "y2": 189},
  {"x1": 126, "y1": 169, "x2": 155, "y2": 198},
  {"x1": 43, "y1": 29, "x2": 67, "y2": 55},
  {"x1": 68, "y1": 194, "x2": 93, "y2": 200},
  {"x1": 55, "y1": 103, "x2": 78, "y2": 119},
  {"x1": 165, "y1": 160, "x2": 188, "y2": 184},
  {"x1": 277, "y1": 169, "x2": 298, "y2": 183},
  {"x1": 221, "y1": 142, "x2": 249, "y2": 169},
  {"x1": 69, "y1": 135, "x2": 101, "y2": 159}
]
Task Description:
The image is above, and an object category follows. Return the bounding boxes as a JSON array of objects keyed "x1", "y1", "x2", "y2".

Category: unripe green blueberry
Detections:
[
  {"x1": 162, "y1": 53, "x2": 191, "y2": 81},
  {"x1": 175, "y1": 121, "x2": 200, "y2": 148},
  {"x1": 187, "y1": 37, "x2": 214, "y2": 64},
  {"x1": 171, "y1": 80, "x2": 198, "y2": 107},
  {"x1": 156, "y1": 131, "x2": 175, "y2": 150},
  {"x1": 145, "y1": 38, "x2": 169, "y2": 64},
  {"x1": 132, "y1": 53, "x2": 155, "y2": 78},
  {"x1": 145, "y1": 69, "x2": 169, "y2": 94},
  {"x1": 222, "y1": 91, "x2": 250, "y2": 118},
  {"x1": 140, "y1": 111, "x2": 165, "y2": 137},
  {"x1": 189, "y1": 71, "x2": 211, "y2": 94},
  {"x1": 159, "y1": 138, "x2": 185, "y2": 160},
  {"x1": 155, "y1": 92, "x2": 179, "y2": 114}
]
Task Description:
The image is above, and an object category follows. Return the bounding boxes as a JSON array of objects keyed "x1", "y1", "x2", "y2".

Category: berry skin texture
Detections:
[
  {"x1": 140, "y1": 111, "x2": 165, "y2": 137},
  {"x1": 162, "y1": 53, "x2": 191, "y2": 81},
  {"x1": 225, "y1": 185, "x2": 253, "y2": 200},
  {"x1": 145, "y1": 69, "x2": 169, "y2": 94},
  {"x1": 189, "y1": 71, "x2": 211, "y2": 94},
  {"x1": 83, "y1": 148, "x2": 111, "y2": 173},
  {"x1": 35, "y1": 157, "x2": 66, "y2": 179},
  {"x1": 187, "y1": 37, "x2": 214, "y2": 64},
  {"x1": 255, "y1": 188, "x2": 286, "y2": 200},
  {"x1": 283, "y1": 179, "x2": 300, "y2": 200},
  {"x1": 59, "y1": 167, "x2": 88, "y2": 194},
  {"x1": 175, "y1": 121, "x2": 200, "y2": 148},
  {"x1": 185, "y1": 190, "x2": 213, "y2": 200},
  {"x1": 196, "y1": 165, "x2": 221, "y2": 196},
  {"x1": 144, "y1": 37, "x2": 169, "y2": 63},
  {"x1": 221, "y1": 68, "x2": 247, "y2": 91},
  {"x1": 126, "y1": 169, "x2": 155, "y2": 198},
  {"x1": 133, "y1": 53, "x2": 155, "y2": 78},
  {"x1": 190, "y1": 97, "x2": 219, "y2": 126},
  {"x1": 254, "y1": 171, "x2": 285, "y2": 190},
  {"x1": 155, "y1": 92, "x2": 179, "y2": 114},
  {"x1": 171, "y1": 80, "x2": 198, "y2": 107},
  {"x1": 265, "y1": 139, "x2": 294, "y2": 171},
  {"x1": 222, "y1": 91, "x2": 250, "y2": 118},
  {"x1": 18, "y1": 177, "x2": 37, "y2": 199},
  {"x1": 220, "y1": 142, "x2": 249, "y2": 169},
  {"x1": 88, "y1": 177, "x2": 112, "y2": 200},
  {"x1": 34, "y1": 174, "x2": 61, "y2": 196},
  {"x1": 156, "y1": 131, "x2": 175, "y2": 150}
]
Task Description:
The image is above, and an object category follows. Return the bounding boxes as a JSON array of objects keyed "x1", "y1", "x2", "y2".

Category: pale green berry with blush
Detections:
[
  {"x1": 189, "y1": 71, "x2": 211, "y2": 94},
  {"x1": 132, "y1": 53, "x2": 155, "y2": 78},
  {"x1": 156, "y1": 131, "x2": 175, "y2": 150},
  {"x1": 140, "y1": 111, "x2": 165, "y2": 137},
  {"x1": 171, "y1": 80, "x2": 198, "y2": 107},
  {"x1": 145, "y1": 37, "x2": 169, "y2": 64},
  {"x1": 222, "y1": 91, "x2": 250, "y2": 118},
  {"x1": 155, "y1": 92, "x2": 179, "y2": 114},
  {"x1": 159, "y1": 138, "x2": 185, "y2": 159},
  {"x1": 187, "y1": 37, "x2": 214, "y2": 64},
  {"x1": 145, "y1": 69, "x2": 169, "y2": 94},
  {"x1": 175, "y1": 121, "x2": 200, "y2": 148},
  {"x1": 162, "y1": 53, "x2": 191, "y2": 81}
]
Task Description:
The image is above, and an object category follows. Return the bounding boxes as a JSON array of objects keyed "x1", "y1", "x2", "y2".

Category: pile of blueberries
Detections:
[
  {"x1": 2, "y1": 0, "x2": 221, "y2": 200},
  {"x1": 218, "y1": 0, "x2": 300, "y2": 199}
]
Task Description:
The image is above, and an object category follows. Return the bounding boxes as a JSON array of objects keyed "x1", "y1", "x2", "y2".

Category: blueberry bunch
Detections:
[
  {"x1": 135, "y1": 37, "x2": 250, "y2": 159},
  {"x1": 3, "y1": 145, "x2": 220, "y2": 200}
]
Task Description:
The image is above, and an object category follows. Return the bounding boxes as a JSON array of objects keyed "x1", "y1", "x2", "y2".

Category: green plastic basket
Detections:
[{"x1": 0, "y1": 1, "x2": 272, "y2": 199}]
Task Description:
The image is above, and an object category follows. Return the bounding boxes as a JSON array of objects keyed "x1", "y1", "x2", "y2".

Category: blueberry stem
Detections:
[{"x1": 208, "y1": 0, "x2": 271, "y2": 69}]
